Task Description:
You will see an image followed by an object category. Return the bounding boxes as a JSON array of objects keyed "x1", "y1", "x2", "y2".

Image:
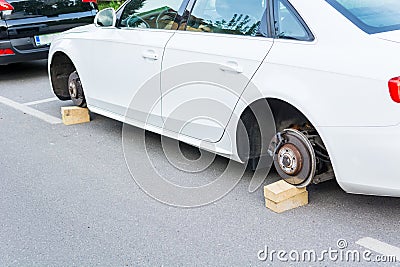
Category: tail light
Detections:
[
  {"x1": 0, "y1": 0, "x2": 13, "y2": 11},
  {"x1": 0, "y1": 48, "x2": 15, "y2": 55},
  {"x1": 389, "y1": 77, "x2": 400, "y2": 103},
  {"x1": 82, "y1": 0, "x2": 97, "y2": 3}
]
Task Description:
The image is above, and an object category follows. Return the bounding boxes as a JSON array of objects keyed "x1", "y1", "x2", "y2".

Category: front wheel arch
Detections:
[{"x1": 50, "y1": 52, "x2": 76, "y2": 101}]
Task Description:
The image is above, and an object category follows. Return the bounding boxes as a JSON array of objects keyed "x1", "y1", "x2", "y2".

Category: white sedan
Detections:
[{"x1": 48, "y1": 0, "x2": 400, "y2": 197}]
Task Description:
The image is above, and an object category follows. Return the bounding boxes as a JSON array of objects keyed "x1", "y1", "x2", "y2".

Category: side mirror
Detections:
[{"x1": 94, "y1": 8, "x2": 116, "y2": 27}]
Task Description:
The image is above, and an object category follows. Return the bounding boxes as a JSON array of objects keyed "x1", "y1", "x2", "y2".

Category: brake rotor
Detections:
[
  {"x1": 273, "y1": 129, "x2": 316, "y2": 187},
  {"x1": 68, "y1": 71, "x2": 86, "y2": 107},
  {"x1": 277, "y1": 143, "x2": 303, "y2": 176}
]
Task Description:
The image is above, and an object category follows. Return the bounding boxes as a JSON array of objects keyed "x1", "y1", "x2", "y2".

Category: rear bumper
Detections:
[
  {"x1": 0, "y1": 10, "x2": 96, "y2": 65},
  {"x1": 319, "y1": 124, "x2": 400, "y2": 197},
  {"x1": 0, "y1": 39, "x2": 48, "y2": 65}
]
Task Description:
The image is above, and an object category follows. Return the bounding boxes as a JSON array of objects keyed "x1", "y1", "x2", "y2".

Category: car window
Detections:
[
  {"x1": 186, "y1": 0, "x2": 267, "y2": 36},
  {"x1": 326, "y1": 0, "x2": 400, "y2": 34},
  {"x1": 274, "y1": 0, "x2": 310, "y2": 41},
  {"x1": 3, "y1": 0, "x2": 94, "y2": 20},
  {"x1": 119, "y1": 0, "x2": 182, "y2": 30}
]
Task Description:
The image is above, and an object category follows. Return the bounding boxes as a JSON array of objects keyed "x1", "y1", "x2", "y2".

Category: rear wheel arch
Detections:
[
  {"x1": 237, "y1": 98, "x2": 314, "y2": 160},
  {"x1": 236, "y1": 98, "x2": 334, "y2": 181}
]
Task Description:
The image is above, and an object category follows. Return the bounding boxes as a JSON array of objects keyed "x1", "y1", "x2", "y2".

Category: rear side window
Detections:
[
  {"x1": 273, "y1": 0, "x2": 313, "y2": 41},
  {"x1": 186, "y1": 0, "x2": 267, "y2": 36},
  {"x1": 3, "y1": 0, "x2": 95, "y2": 20},
  {"x1": 119, "y1": 0, "x2": 182, "y2": 30},
  {"x1": 326, "y1": 0, "x2": 400, "y2": 34}
]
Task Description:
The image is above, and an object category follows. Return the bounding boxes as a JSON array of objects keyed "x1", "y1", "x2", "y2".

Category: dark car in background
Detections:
[{"x1": 0, "y1": 0, "x2": 97, "y2": 65}]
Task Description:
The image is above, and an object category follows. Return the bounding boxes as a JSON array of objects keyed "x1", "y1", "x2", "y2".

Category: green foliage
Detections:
[{"x1": 98, "y1": 1, "x2": 123, "y2": 11}]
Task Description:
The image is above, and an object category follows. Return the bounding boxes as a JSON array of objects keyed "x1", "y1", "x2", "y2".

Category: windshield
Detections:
[{"x1": 326, "y1": 0, "x2": 400, "y2": 34}]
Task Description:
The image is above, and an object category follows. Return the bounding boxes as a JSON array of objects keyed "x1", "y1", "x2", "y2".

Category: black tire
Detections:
[{"x1": 68, "y1": 71, "x2": 87, "y2": 107}]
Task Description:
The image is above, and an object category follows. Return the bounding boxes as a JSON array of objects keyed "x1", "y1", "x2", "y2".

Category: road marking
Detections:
[
  {"x1": 0, "y1": 96, "x2": 62, "y2": 124},
  {"x1": 24, "y1": 97, "x2": 58, "y2": 106},
  {"x1": 356, "y1": 237, "x2": 400, "y2": 258}
]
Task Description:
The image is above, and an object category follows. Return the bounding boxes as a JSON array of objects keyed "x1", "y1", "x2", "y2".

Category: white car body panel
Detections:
[
  {"x1": 53, "y1": 26, "x2": 175, "y2": 127},
  {"x1": 161, "y1": 31, "x2": 273, "y2": 142},
  {"x1": 374, "y1": 30, "x2": 400, "y2": 43},
  {"x1": 49, "y1": 0, "x2": 400, "y2": 197}
]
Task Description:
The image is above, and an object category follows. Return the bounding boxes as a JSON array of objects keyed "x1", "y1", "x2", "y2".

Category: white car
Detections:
[{"x1": 48, "y1": 0, "x2": 400, "y2": 197}]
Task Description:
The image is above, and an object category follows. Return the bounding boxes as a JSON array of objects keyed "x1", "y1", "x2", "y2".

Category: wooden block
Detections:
[
  {"x1": 265, "y1": 191, "x2": 308, "y2": 213},
  {"x1": 61, "y1": 106, "x2": 90, "y2": 125},
  {"x1": 264, "y1": 180, "x2": 306, "y2": 203}
]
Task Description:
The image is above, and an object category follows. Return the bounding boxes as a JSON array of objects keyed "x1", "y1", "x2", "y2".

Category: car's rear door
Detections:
[
  {"x1": 161, "y1": 0, "x2": 273, "y2": 142},
  {"x1": 2, "y1": 0, "x2": 96, "y2": 51}
]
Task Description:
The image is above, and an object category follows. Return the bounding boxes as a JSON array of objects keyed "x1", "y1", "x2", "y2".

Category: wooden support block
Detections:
[
  {"x1": 265, "y1": 191, "x2": 308, "y2": 213},
  {"x1": 61, "y1": 106, "x2": 90, "y2": 125},
  {"x1": 264, "y1": 179, "x2": 306, "y2": 203},
  {"x1": 264, "y1": 180, "x2": 308, "y2": 213}
]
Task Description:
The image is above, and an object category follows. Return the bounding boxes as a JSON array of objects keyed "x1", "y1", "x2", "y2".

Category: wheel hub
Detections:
[
  {"x1": 271, "y1": 129, "x2": 317, "y2": 187},
  {"x1": 277, "y1": 143, "x2": 302, "y2": 176},
  {"x1": 69, "y1": 80, "x2": 77, "y2": 98},
  {"x1": 67, "y1": 71, "x2": 86, "y2": 107}
]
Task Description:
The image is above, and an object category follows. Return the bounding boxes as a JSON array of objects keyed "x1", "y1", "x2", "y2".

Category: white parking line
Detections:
[
  {"x1": 24, "y1": 97, "x2": 58, "y2": 106},
  {"x1": 0, "y1": 96, "x2": 62, "y2": 124},
  {"x1": 356, "y1": 237, "x2": 400, "y2": 258}
]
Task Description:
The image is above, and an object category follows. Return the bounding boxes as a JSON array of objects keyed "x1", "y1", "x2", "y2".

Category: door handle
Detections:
[
  {"x1": 219, "y1": 61, "x2": 243, "y2": 73},
  {"x1": 142, "y1": 51, "x2": 159, "y2": 60}
]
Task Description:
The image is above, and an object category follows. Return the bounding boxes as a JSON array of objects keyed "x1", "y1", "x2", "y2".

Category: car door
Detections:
[
  {"x1": 160, "y1": 0, "x2": 274, "y2": 142},
  {"x1": 85, "y1": 0, "x2": 183, "y2": 127}
]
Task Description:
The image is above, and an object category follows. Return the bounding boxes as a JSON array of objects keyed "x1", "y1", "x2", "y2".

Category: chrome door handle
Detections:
[
  {"x1": 142, "y1": 51, "x2": 159, "y2": 60},
  {"x1": 219, "y1": 62, "x2": 243, "y2": 73}
]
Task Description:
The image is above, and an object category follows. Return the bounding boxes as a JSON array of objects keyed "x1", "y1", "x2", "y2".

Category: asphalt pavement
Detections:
[{"x1": 1, "y1": 60, "x2": 400, "y2": 266}]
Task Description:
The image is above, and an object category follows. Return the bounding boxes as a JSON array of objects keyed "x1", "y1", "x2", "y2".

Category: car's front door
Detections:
[
  {"x1": 86, "y1": 0, "x2": 182, "y2": 127},
  {"x1": 160, "y1": 0, "x2": 274, "y2": 142}
]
